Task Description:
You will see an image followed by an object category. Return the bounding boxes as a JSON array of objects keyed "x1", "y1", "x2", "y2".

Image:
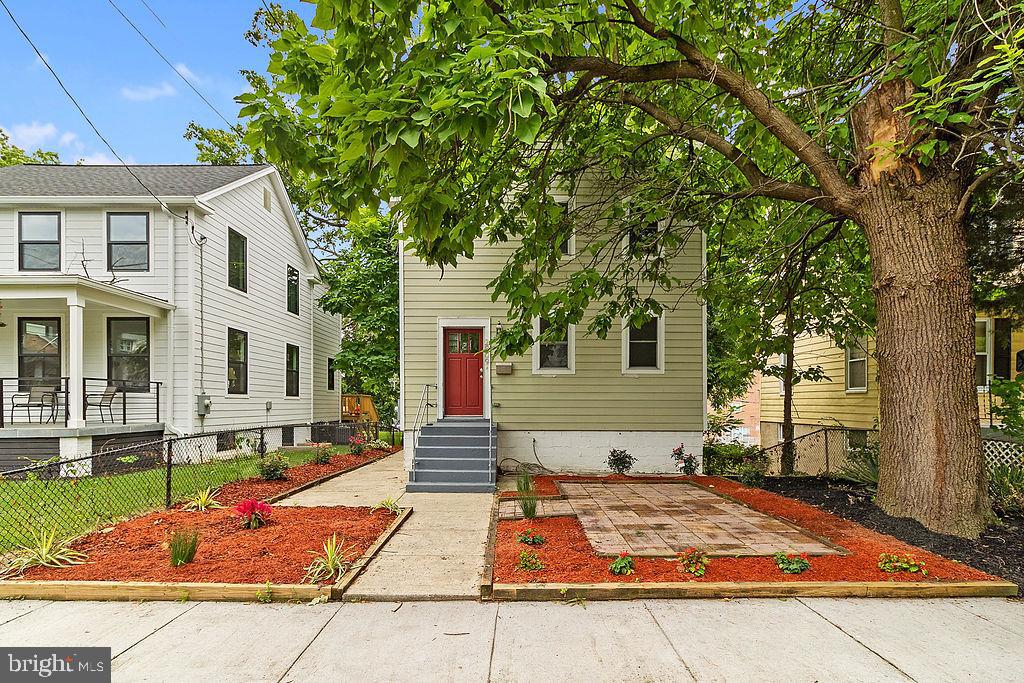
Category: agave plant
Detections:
[
  {"x1": 2, "y1": 527, "x2": 87, "y2": 577},
  {"x1": 183, "y1": 487, "x2": 224, "y2": 512},
  {"x1": 302, "y1": 534, "x2": 356, "y2": 584},
  {"x1": 370, "y1": 497, "x2": 401, "y2": 514}
]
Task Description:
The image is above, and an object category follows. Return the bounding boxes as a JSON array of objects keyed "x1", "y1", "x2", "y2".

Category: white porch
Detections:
[{"x1": 0, "y1": 275, "x2": 173, "y2": 430}]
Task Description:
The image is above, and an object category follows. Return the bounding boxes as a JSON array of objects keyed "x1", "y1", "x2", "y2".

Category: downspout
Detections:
[{"x1": 165, "y1": 208, "x2": 175, "y2": 432}]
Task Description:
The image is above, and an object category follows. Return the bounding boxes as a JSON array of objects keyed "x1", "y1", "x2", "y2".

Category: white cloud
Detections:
[
  {"x1": 121, "y1": 81, "x2": 177, "y2": 102},
  {"x1": 174, "y1": 62, "x2": 201, "y2": 83},
  {"x1": 58, "y1": 131, "x2": 84, "y2": 152},
  {"x1": 5, "y1": 121, "x2": 58, "y2": 148}
]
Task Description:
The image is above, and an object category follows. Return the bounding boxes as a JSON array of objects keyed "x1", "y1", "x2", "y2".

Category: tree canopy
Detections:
[{"x1": 0, "y1": 130, "x2": 59, "y2": 167}]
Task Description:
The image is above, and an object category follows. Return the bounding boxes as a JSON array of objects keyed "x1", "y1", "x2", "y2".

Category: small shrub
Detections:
[
  {"x1": 169, "y1": 529, "x2": 200, "y2": 567},
  {"x1": 1, "y1": 527, "x2": 87, "y2": 577},
  {"x1": 234, "y1": 499, "x2": 273, "y2": 529},
  {"x1": 257, "y1": 453, "x2": 288, "y2": 481},
  {"x1": 370, "y1": 497, "x2": 401, "y2": 514},
  {"x1": 737, "y1": 462, "x2": 766, "y2": 487},
  {"x1": 607, "y1": 448, "x2": 636, "y2": 475},
  {"x1": 303, "y1": 534, "x2": 357, "y2": 584},
  {"x1": 774, "y1": 552, "x2": 811, "y2": 574},
  {"x1": 672, "y1": 443, "x2": 698, "y2": 475},
  {"x1": 309, "y1": 443, "x2": 333, "y2": 465},
  {"x1": 703, "y1": 442, "x2": 765, "y2": 476},
  {"x1": 349, "y1": 434, "x2": 366, "y2": 455},
  {"x1": 609, "y1": 552, "x2": 636, "y2": 575},
  {"x1": 517, "y1": 550, "x2": 544, "y2": 571},
  {"x1": 677, "y1": 547, "x2": 710, "y2": 577},
  {"x1": 989, "y1": 464, "x2": 1024, "y2": 512},
  {"x1": 518, "y1": 493, "x2": 538, "y2": 519},
  {"x1": 837, "y1": 441, "x2": 880, "y2": 489},
  {"x1": 368, "y1": 439, "x2": 391, "y2": 451},
  {"x1": 878, "y1": 552, "x2": 927, "y2": 576},
  {"x1": 183, "y1": 487, "x2": 223, "y2": 512},
  {"x1": 516, "y1": 528, "x2": 546, "y2": 545},
  {"x1": 516, "y1": 471, "x2": 534, "y2": 494}
]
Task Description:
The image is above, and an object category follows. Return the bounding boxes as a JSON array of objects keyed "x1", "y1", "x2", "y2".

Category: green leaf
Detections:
[
  {"x1": 339, "y1": 138, "x2": 366, "y2": 161},
  {"x1": 510, "y1": 91, "x2": 534, "y2": 118},
  {"x1": 398, "y1": 127, "x2": 422, "y2": 148},
  {"x1": 514, "y1": 113, "x2": 541, "y2": 144},
  {"x1": 370, "y1": 0, "x2": 397, "y2": 15}
]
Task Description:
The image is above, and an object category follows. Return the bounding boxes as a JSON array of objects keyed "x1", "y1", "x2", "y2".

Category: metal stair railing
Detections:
[{"x1": 410, "y1": 384, "x2": 436, "y2": 483}]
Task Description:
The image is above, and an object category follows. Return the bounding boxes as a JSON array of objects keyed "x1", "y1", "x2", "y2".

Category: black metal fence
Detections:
[{"x1": 0, "y1": 420, "x2": 390, "y2": 553}]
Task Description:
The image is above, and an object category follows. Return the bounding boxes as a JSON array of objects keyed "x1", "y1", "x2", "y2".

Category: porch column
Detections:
[{"x1": 67, "y1": 299, "x2": 85, "y2": 428}]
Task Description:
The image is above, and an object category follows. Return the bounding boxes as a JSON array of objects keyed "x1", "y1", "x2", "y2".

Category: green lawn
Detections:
[{"x1": 0, "y1": 446, "x2": 336, "y2": 553}]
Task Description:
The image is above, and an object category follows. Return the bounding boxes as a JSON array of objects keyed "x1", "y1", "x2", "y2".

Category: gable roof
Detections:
[{"x1": 0, "y1": 164, "x2": 271, "y2": 197}]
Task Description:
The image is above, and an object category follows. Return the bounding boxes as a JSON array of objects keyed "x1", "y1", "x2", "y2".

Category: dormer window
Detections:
[
  {"x1": 107, "y1": 212, "x2": 150, "y2": 271},
  {"x1": 18, "y1": 212, "x2": 61, "y2": 271}
]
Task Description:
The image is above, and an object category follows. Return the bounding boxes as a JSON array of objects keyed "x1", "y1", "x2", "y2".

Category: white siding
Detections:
[{"x1": 311, "y1": 281, "x2": 341, "y2": 421}]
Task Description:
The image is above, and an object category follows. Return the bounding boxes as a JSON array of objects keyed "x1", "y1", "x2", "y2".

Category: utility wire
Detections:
[
  {"x1": 0, "y1": 0, "x2": 207, "y2": 248},
  {"x1": 106, "y1": 0, "x2": 234, "y2": 128},
  {"x1": 137, "y1": 0, "x2": 166, "y2": 28}
]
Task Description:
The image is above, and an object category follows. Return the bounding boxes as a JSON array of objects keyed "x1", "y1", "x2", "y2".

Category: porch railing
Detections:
[
  {"x1": 410, "y1": 384, "x2": 436, "y2": 483},
  {"x1": 0, "y1": 377, "x2": 71, "y2": 428},
  {"x1": 82, "y1": 377, "x2": 162, "y2": 425}
]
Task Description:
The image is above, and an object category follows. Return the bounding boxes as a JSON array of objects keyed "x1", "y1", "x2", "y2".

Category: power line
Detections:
[
  {"x1": 0, "y1": 0, "x2": 203, "y2": 243},
  {"x1": 137, "y1": 0, "x2": 166, "y2": 28},
  {"x1": 106, "y1": 0, "x2": 234, "y2": 128}
]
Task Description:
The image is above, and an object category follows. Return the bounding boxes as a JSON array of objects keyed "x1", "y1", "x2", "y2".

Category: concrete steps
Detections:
[{"x1": 407, "y1": 418, "x2": 496, "y2": 493}]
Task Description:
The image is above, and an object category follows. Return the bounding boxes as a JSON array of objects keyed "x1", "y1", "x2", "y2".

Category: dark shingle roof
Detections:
[{"x1": 0, "y1": 164, "x2": 272, "y2": 197}]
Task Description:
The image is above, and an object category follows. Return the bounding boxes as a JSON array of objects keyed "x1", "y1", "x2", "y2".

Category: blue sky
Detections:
[{"x1": 0, "y1": 1, "x2": 310, "y2": 164}]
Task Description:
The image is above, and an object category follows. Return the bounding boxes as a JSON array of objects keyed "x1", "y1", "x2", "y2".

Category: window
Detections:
[
  {"x1": 555, "y1": 199, "x2": 574, "y2": 257},
  {"x1": 18, "y1": 212, "x2": 60, "y2": 271},
  {"x1": 327, "y1": 358, "x2": 336, "y2": 390},
  {"x1": 18, "y1": 318, "x2": 61, "y2": 390},
  {"x1": 626, "y1": 221, "x2": 658, "y2": 256},
  {"x1": 533, "y1": 317, "x2": 574, "y2": 373},
  {"x1": 286, "y1": 344, "x2": 299, "y2": 396},
  {"x1": 227, "y1": 228, "x2": 247, "y2": 292},
  {"x1": 107, "y1": 213, "x2": 149, "y2": 271},
  {"x1": 287, "y1": 266, "x2": 299, "y2": 315},
  {"x1": 227, "y1": 328, "x2": 248, "y2": 394},
  {"x1": 845, "y1": 339, "x2": 868, "y2": 392},
  {"x1": 976, "y1": 319, "x2": 991, "y2": 388},
  {"x1": 623, "y1": 316, "x2": 663, "y2": 372},
  {"x1": 107, "y1": 318, "x2": 150, "y2": 391}
]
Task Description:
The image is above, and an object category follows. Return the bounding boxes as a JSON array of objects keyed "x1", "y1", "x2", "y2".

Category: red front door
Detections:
[{"x1": 443, "y1": 328, "x2": 484, "y2": 416}]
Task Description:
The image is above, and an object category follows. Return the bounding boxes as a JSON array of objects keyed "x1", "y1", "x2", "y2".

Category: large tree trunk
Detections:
[{"x1": 852, "y1": 81, "x2": 989, "y2": 538}]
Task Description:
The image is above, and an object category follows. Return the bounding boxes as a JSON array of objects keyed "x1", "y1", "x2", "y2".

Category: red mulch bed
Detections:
[
  {"x1": 494, "y1": 475, "x2": 1002, "y2": 585},
  {"x1": 23, "y1": 506, "x2": 396, "y2": 584},
  {"x1": 213, "y1": 447, "x2": 398, "y2": 505}
]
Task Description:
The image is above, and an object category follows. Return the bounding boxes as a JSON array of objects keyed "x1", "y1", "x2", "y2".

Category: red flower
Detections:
[
  {"x1": 234, "y1": 499, "x2": 272, "y2": 528},
  {"x1": 619, "y1": 552, "x2": 628, "y2": 558}
]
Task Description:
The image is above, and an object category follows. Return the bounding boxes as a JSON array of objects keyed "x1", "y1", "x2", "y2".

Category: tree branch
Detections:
[{"x1": 615, "y1": 92, "x2": 835, "y2": 210}]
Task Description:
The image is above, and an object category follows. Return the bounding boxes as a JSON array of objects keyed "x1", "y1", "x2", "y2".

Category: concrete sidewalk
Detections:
[
  {"x1": 279, "y1": 452, "x2": 492, "y2": 599},
  {"x1": 0, "y1": 598, "x2": 1019, "y2": 681}
]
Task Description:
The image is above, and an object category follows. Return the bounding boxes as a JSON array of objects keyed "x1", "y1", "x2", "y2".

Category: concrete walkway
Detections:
[
  {"x1": 279, "y1": 452, "x2": 492, "y2": 599},
  {"x1": 0, "y1": 598, "x2": 1019, "y2": 681}
]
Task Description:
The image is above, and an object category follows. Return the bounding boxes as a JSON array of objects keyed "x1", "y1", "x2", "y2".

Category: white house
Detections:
[{"x1": 0, "y1": 164, "x2": 341, "y2": 466}]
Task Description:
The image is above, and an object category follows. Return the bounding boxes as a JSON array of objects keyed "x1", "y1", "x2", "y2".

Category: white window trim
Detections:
[
  {"x1": 553, "y1": 195, "x2": 576, "y2": 259},
  {"x1": 778, "y1": 352, "x2": 787, "y2": 396},
  {"x1": 977, "y1": 317, "x2": 993, "y2": 392},
  {"x1": 226, "y1": 226, "x2": 249, "y2": 295},
  {"x1": 531, "y1": 317, "x2": 575, "y2": 375},
  {"x1": 845, "y1": 342, "x2": 868, "y2": 393},
  {"x1": 104, "y1": 210, "x2": 153, "y2": 275},
  {"x1": 620, "y1": 314, "x2": 666, "y2": 375},
  {"x1": 17, "y1": 210, "x2": 65, "y2": 274}
]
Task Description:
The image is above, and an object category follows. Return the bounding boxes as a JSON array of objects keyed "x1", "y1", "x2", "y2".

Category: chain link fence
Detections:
[
  {"x1": 757, "y1": 426, "x2": 1023, "y2": 479},
  {"x1": 0, "y1": 420, "x2": 387, "y2": 553}
]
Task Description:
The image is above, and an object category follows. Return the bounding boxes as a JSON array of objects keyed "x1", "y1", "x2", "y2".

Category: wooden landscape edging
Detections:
[
  {"x1": 0, "y1": 579, "x2": 330, "y2": 603},
  {"x1": 334, "y1": 506, "x2": 413, "y2": 600},
  {"x1": 262, "y1": 449, "x2": 399, "y2": 504},
  {"x1": 491, "y1": 580, "x2": 1019, "y2": 601},
  {"x1": 479, "y1": 494, "x2": 500, "y2": 599}
]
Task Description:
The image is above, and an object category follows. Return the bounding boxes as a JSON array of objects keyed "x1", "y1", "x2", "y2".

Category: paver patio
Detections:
[{"x1": 498, "y1": 481, "x2": 841, "y2": 557}]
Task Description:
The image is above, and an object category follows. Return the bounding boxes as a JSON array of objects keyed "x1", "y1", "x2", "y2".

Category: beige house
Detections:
[
  {"x1": 760, "y1": 316, "x2": 1024, "y2": 447},
  {"x1": 399, "y1": 189, "x2": 707, "y2": 491}
]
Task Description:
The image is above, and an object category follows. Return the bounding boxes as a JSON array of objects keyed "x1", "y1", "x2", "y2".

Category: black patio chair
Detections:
[
  {"x1": 10, "y1": 385, "x2": 57, "y2": 424},
  {"x1": 85, "y1": 385, "x2": 119, "y2": 423}
]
